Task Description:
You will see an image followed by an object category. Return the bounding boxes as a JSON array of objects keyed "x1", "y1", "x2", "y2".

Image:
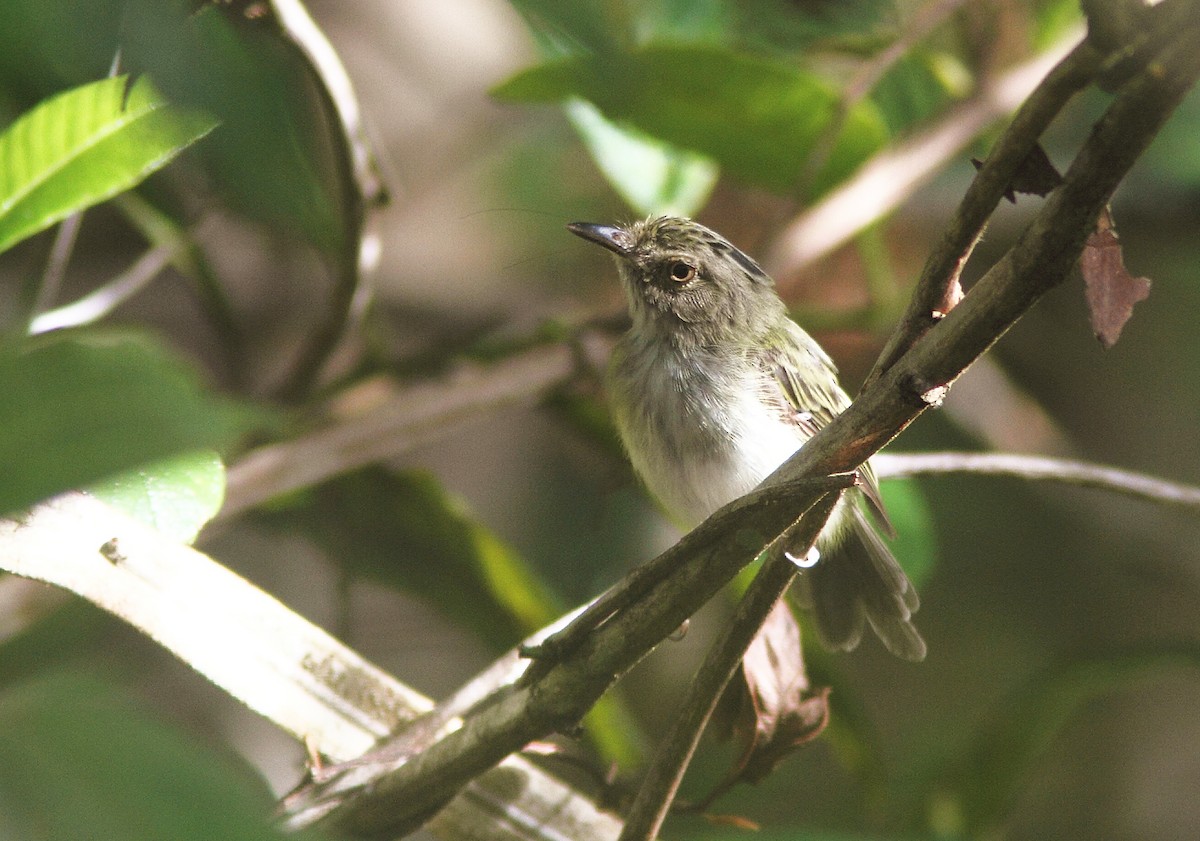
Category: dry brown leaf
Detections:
[
  {"x1": 1081, "y1": 208, "x2": 1151, "y2": 348},
  {"x1": 721, "y1": 601, "x2": 830, "y2": 787}
]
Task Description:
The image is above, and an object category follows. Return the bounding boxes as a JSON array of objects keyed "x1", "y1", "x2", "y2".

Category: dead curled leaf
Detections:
[
  {"x1": 705, "y1": 601, "x2": 830, "y2": 805},
  {"x1": 1081, "y1": 208, "x2": 1151, "y2": 348}
]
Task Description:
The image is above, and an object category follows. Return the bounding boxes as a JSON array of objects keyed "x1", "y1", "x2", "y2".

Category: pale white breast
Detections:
[{"x1": 608, "y1": 339, "x2": 810, "y2": 528}]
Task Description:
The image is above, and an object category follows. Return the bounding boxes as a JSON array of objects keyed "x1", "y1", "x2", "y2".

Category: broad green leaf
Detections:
[
  {"x1": 493, "y1": 45, "x2": 888, "y2": 196},
  {"x1": 0, "y1": 672, "x2": 304, "y2": 841},
  {"x1": 88, "y1": 450, "x2": 226, "y2": 544},
  {"x1": 0, "y1": 75, "x2": 216, "y2": 255},
  {"x1": 506, "y1": 0, "x2": 630, "y2": 55},
  {"x1": 265, "y1": 467, "x2": 561, "y2": 646},
  {"x1": 878, "y1": 477, "x2": 937, "y2": 588},
  {"x1": 0, "y1": 0, "x2": 126, "y2": 99},
  {"x1": 0, "y1": 331, "x2": 257, "y2": 516},
  {"x1": 566, "y1": 99, "x2": 718, "y2": 216},
  {"x1": 264, "y1": 466, "x2": 643, "y2": 765},
  {"x1": 121, "y1": 1, "x2": 349, "y2": 254},
  {"x1": 871, "y1": 51, "x2": 962, "y2": 135},
  {"x1": 954, "y1": 647, "x2": 1200, "y2": 831}
]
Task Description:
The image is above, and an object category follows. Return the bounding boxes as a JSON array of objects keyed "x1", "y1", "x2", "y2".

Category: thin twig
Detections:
[
  {"x1": 220, "y1": 341, "x2": 581, "y2": 520},
  {"x1": 788, "y1": 0, "x2": 971, "y2": 203},
  {"x1": 874, "y1": 452, "x2": 1200, "y2": 512},
  {"x1": 861, "y1": 34, "x2": 1106, "y2": 387},
  {"x1": 272, "y1": 0, "x2": 386, "y2": 401},
  {"x1": 764, "y1": 30, "x2": 1082, "y2": 278},
  {"x1": 28, "y1": 242, "x2": 182, "y2": 334},
  {"x1": 31, "y1": 213, "x2": 84, "y2": 317},
  {"x1": 617, "y1": 494, "x2": 840, "y2": 841}
]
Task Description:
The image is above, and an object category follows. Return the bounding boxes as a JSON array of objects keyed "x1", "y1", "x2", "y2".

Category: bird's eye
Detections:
[{"x1": 669, "y1": 261, "x2": 696, "y2": 283}]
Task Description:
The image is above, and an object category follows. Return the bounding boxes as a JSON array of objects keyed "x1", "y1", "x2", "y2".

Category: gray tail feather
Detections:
[{"x1": 802, "y1": 506, "x2": 926, "y2": 662}]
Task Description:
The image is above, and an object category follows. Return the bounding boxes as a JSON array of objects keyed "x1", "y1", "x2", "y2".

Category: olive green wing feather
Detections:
[{"x1": 756, "y1": 322, "x2": 894, "y2": 535}]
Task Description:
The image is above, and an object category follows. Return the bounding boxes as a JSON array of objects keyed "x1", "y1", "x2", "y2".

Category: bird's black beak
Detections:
[{"x1": 567, "y1": 222, "x2": 633, "y2": 257}]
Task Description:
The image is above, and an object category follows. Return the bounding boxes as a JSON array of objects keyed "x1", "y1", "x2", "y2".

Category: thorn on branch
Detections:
[{"x1": 971, "y1": 142, "x2": 1063, "y2": 203}]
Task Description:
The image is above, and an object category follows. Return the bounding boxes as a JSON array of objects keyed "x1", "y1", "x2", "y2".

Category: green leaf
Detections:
[
  {"x1": 566, "y1": 98, "x2": 718, "y2": 216},
  {"x1": 121, "y1": 2, "x2": 349, "y2": 254},
  {"x1": 1031, "y1": 0, "x2": 1085, "y2": 51},
  {"x1": 493, "y1": 45, "x2": 888, "y2": 196},
  {"x1": 88, "y1": 450, "x2": 226, "y2": 544},
  {"x1": 0, "y1": 75, "x2": 216, "y2": 255},
  {"x1": 954, "y1": 647, "x2": 1200, "y2": 832},
  {"x1": 506, "y1": 0, "x2": 630, "y2": 55},
  {"x1": 720, "y1": 0, "x2": 898, "y2": 54},
  {"x1": 0, "y1": 331, "x2": 257, "y2": 516},
  {"x1": 878, "y1": 477, "x2": 937, "y2": 589},
  {"x1": 267, "y1": 466, "x2": 645, "y2": 765},
  {"x1": 265, "y1": 467, "x2": 562, "y2": 647},
  {"x1": 0, "y1": 0, "x2": 126, "y2": 99},
  {"x1": 0, "y1": 672, "x2": 304, "y2": 841},
  {"x1": 870, "y1": 51, "x2": 960, "y2": 135}
]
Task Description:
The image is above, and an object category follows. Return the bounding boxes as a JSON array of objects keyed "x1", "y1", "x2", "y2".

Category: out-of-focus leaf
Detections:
[
  {"x1": 730, "y1": 0, "x2": 897, "y2": 53},
  {"x1": 1031, "y1": 0, "x2": 1086, "y2": 50},
  {"x1": 493, "y1": 44, "x2": 889, "y2": 197},
  {"x1": 878, "y1": 477, "x2": 936, "y2": 589},
  {"x1": 88, "y1": 450, "x2": 225, "y2": 545},
  {"x1": 508, "y1": 0, "x2": 895, "y2": 59},
  {"x1": 268, "y1": 467, "x2": 561, "y2": 647},
  {"x1": 0, "y1": 75, "x2": 216, "y2": 255},
  {"x1": 0, "y1": 672, "x2": 304, "y2": 841},
  {"x1": 871, "y1": 51, "x2": 961, "y2": 135},
  {"x1": 1081, "y1": 207, "x2": 1151, "y2": 348},
  {"x1": 566, "y1": 99, "x2": 718, "y2": 216},
  {"x1": 632, "y1": 0, "x2": 728, "y2": 45},
  {"x1": 506, "y1": 0, "x2": 629, "y2": 55},
  {"x1": 0, "y1": 331, "x2": 257, "y2": 516},
  {"x1": 121, "y1": 1, "x2": 347, "y2": 253},
  {"x1": 953, "y1": 647, "x2": 1200, "y2": 832},
  {"x1": 634, "y1": 0, "x2": 897, "y2": 53},
  {"x1": 0, "y1": 0, "x2": 125, "y2": 100}
]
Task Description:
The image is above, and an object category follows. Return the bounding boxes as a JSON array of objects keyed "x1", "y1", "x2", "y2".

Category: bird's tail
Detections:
[{"x1": 794, "y1": 504, "x2": 926, "y2": 662}]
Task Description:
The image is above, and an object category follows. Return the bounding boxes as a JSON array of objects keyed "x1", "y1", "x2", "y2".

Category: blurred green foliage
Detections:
[{"x1": 0, "y1": 0, "x2": 1198, "y2": 839}]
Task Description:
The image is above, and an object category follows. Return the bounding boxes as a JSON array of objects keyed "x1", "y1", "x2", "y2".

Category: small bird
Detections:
[{"x1": 568, "y1": 216, "x2": 925, "y2": 661}]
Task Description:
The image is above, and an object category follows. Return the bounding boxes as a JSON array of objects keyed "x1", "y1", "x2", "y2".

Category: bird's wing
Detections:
[{"x1": 755, "y1": 322, "x2": 894, "y2": 535}]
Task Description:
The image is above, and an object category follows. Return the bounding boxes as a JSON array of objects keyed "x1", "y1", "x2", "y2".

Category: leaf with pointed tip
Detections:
[
  {"x1": 493, "y1": 44, "x2": 888, "y2": 197},
  {"x1": 0, "y1": 75, "x2": 216, "y2": 256},
  {"x1": 566, "y1": 98, "x2": 718, "y2": 216}
]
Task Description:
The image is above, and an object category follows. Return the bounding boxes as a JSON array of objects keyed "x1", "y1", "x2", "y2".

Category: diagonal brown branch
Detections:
[
  {"x1": 764, "y1": 31, "x2": 1081, "y2": 279},
  {"x1": 280, "y1": 17, "x2": 1200, "y2": 837}
]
